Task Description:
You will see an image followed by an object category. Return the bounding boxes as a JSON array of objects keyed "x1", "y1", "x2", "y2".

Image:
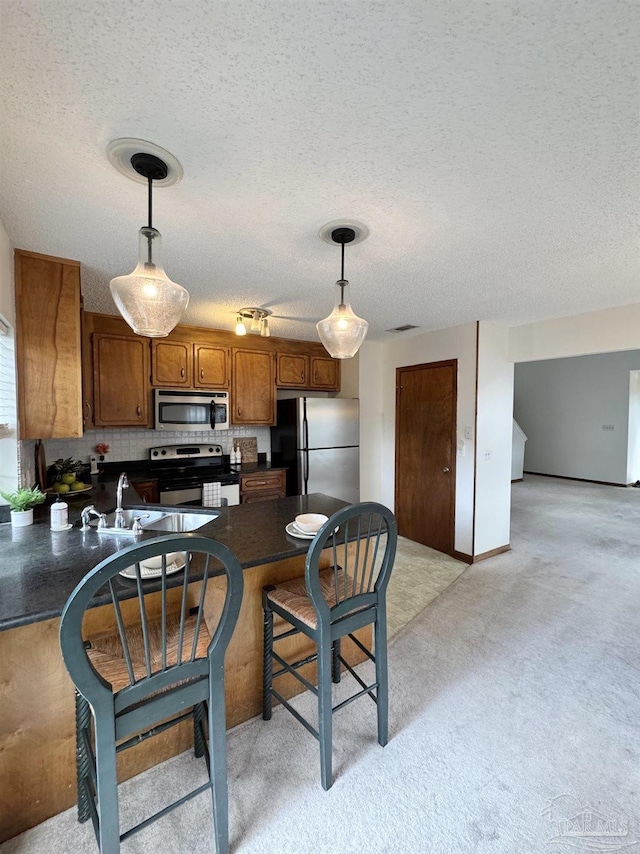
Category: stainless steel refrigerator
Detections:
[{"x1": 270, "y1": 398, "x2": 360, "y2": 503}]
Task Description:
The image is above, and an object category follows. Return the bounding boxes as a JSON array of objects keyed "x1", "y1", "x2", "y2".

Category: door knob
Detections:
[{"x1": 442, "y1": 467, "x2": 450, "y2": 474}]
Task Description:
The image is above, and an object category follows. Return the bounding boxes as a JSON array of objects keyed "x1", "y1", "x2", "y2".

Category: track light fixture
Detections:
[{"x1": 235, "y1": 307, "x2": 271, "y2": 338}]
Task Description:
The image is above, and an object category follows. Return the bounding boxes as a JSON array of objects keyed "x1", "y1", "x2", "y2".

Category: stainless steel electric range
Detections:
[{"x1": 149, "y1": 444, "x2": 240, "y2": 507}]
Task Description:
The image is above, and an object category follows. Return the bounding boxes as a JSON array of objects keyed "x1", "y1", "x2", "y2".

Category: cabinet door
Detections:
[
  {"x1": 15, "y1": 251, "x2": 83, "y2": 439},
  {"x1": 310, "y1": 356, "x2": 340, "y2": 390},
  {"x1": 276, "y1": 353, "x2": 309, "y2": 388},
  {"x1": 132, "y1": 479, "x2": 159, "y2": 504},
  {"x1": 93, "y1": 333, "x2": 150, "y2": 426},
  {"x1": 194, "y1": 344, "x2": 229, "y2": 388},
  {"x1": 151, "y1": 340, "x2": 192, "y2": 387},
  {"x1": 231, "y1": 349, "x2": 275, "y2": 425}
]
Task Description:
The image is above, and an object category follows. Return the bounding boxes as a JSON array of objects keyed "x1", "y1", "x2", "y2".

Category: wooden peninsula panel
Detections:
[{"x1": 0, "y1": 549, "x2": 370, "y2": 843}]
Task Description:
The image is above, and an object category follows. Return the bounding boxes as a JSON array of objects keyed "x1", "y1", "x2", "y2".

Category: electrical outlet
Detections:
[
  {"x1": 464, "y1": 426, "x2": 473, "y2": 440},
  {"x1": 483, "y1": 449, "x2": 491, "y2": 460},
  {"x1": 457, "y1": 439, "x2": 465, "y2": 456}
]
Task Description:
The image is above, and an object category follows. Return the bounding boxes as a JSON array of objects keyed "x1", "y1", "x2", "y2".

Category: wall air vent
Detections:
[{"x1": 386, "y1": 324, "x2": 419, "y2": 333}]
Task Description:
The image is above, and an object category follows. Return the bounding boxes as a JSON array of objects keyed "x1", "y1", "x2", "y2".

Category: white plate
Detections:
[
  {"x1": 285, "y1": 522, "x2": 339, "y2": 540},
  {"x1": 119, "y1": 555, "x2": 187, "y2": 579},
  {"x1": 285, "y1": 522, "x2": 317, "y2": 540}
]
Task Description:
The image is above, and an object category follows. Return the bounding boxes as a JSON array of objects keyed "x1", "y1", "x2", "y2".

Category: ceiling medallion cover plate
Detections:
[
  {"x1": 106, "y1": 138, "x2": 183, "y2": 187},
  {"x1": 318, "y1": 219, "x2": 370, "y2": 245}
]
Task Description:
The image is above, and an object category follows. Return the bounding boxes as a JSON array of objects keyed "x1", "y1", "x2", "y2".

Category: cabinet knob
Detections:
[
  {"x1": 137, "y1": 404, "x2": 141, "y2": 417},
  {"x1": 237, "y1": 407, "x2": 241, "y2": 416},
  {"x1": 180, "y1": 366, "x2": 185, "y2": 378},
  {"x1": 301, "y1": 372, "x2": 304, "y2": 381},
  {"x1": 442, "y1": 467, "x2": 450, "y2": 474}
]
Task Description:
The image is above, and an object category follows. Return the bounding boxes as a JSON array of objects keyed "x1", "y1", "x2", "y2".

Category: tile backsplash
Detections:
[{"x1": 20, "y1": 426, "x2": 271, "y2": 485}]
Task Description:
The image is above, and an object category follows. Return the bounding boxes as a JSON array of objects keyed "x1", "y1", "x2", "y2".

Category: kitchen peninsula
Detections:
[{"x1": 0, "y1": 486, "x2": 369, "y2": 842}]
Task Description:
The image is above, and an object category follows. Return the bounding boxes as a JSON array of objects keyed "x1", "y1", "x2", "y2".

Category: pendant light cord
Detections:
[
  {"x1": 339, "y1": 240, "x2": 346, "y2": 303},
  {"x1": 147, "y1": 176, "x2": 153, "y2": 230},
  {"x1": 146, "y1": 177, "x2": 154, "y2": 264}
]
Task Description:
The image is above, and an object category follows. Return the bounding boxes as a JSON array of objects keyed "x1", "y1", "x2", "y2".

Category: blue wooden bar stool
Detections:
[
  {"x1": 262, "y1": 502, "x2": 397, "y2": 789},
  {"x1": 59, "y1": 534, "x2": 243, "y2": 854}
]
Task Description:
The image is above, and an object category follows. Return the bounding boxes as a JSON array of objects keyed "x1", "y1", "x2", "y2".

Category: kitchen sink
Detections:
[
  {"x1": 91, "y1": 509, "x2": 167, "y2": 529},
  {"x1": 90, "y1": 508, "x2": 218, "y2": 534},
  {"x1": 143, "y1": 511, "x2": 218, "y2": 533}
]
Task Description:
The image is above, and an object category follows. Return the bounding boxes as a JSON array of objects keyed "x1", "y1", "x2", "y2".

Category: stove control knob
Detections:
[
  {"x1": 152, "y1": 450, "x2": 158, "y2": 456},
  {"x1": 208, "y1": 447, "x2": 213, "y2": 453},
  {"x1": 161, "y1": 449, "x2": 167, "y2": 455}
]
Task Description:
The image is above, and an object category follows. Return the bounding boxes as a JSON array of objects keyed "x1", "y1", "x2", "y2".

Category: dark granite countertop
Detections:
[{"x1": 0, "y1": 479, "x2": 346, "y2": 631}]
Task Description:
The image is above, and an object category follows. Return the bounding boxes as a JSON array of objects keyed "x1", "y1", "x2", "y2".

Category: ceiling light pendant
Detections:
[
  {"x1": 316, "y1": 227, "x2": 368, "y2": 359},
  {"x1": 109, "y1": 152, "x2": 189, "y2": 338}
]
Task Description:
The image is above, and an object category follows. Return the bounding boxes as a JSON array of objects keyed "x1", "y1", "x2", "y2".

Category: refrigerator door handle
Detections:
[{"x1": 303, "y1": 448, "x2": 309, "y2": 493}]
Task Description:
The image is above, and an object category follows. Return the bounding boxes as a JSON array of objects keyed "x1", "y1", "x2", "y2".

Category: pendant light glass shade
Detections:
[
  {"x1": 316, "y1": 279, "x2": 369, "y2": 359},
  {"x1": 110, "y1": 226, "x2": 189, "y2": 338}
]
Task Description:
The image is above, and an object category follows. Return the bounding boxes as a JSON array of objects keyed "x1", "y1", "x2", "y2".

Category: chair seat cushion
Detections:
[
  {"x1": 267, "y1": 567, "x2": 351, "y2": 629},
  {"x1": 86, "y1": 614, "x2": 211, "y2": 693}
]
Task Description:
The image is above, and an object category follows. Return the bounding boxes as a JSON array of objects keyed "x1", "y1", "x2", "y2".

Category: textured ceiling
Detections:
[{"x1": 0, "y1": 0, "x2": 638, "y2": 342}]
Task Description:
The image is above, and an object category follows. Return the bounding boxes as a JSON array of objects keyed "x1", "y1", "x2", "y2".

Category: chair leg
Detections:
[
  {"x1": 93, "y1": 715, "x2": 120, "y2": 854},
  {"x1": 208, "y1": 680, "x2": 229, "y2": 854},
  {"x1": 262, "y1": 587, "x2": 275, "y2": 721},
  {"x1": 193, "y1": 702, "x2": 207, "y2": 758},
  {"x1": 75, "y1": 690, "x2": 92, "y2": 824},
  {"x1": 317, "y1": 637, "x2": 334, "y2": 790},
  {"x1": 374, "y1": 608, "x2": 389, "y2": 747},
  {"x1": 331, "y1": 638, "x2": 341, "y2": 684}
]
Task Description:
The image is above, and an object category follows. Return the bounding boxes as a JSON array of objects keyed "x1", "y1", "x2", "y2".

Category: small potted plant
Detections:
[{"x1": 1, "y1": 486, "x2": 46, "y2": 527}]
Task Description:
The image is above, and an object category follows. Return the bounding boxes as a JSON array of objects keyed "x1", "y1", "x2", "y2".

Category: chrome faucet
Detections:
[
  {"x1": 114, "y1": 472, "x2": 129, "y2": 529},
  {"x1": 80, "y1": 504, "x2": 105, "y2": 531}
]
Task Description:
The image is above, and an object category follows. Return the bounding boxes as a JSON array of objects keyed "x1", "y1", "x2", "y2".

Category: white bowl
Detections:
[{"x1": 294, "y1": 513, "x2": 329, "y2": 534}]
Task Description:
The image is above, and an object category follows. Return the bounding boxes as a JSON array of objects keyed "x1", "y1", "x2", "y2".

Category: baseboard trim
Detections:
[
  {"x1": 511, "y1": 477, "x2": 523, "y2": 483},
  {"x1": 523, "y1": 471, "x2": 627, "y2": 488},
  {"x1": 472, "y1": 544, "x2": 511, "y2": 563},
  {"x1": 452, "y1": 550, "x2": 472, "y2": 564}
]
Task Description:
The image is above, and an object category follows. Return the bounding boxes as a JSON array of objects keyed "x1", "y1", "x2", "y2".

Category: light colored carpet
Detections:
[{"x1": 4, "y1": 475, "x2": 640, "y2": 853}]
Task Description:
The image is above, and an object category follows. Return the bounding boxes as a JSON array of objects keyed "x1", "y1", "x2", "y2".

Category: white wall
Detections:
[
  {"x1": 0, "y1": 218, "x2": 18, "y2": 499},
  {"x1": 474, "y1": 323, "x2": 513, "y2": 555},
  {"x1": 359, "y1": 324, "x2": 477, "y2": 556},
  {"x1": 509, "y1": 303, "x2": 640, "y2": 363},
  {"x1": 514, "y1": 351, "x2": 640, "y2": 484}
]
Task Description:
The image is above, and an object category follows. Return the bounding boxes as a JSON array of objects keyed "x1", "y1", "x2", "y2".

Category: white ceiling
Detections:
[{"x1": 1, "y1": 1, "x2": 638, "y2": 343}]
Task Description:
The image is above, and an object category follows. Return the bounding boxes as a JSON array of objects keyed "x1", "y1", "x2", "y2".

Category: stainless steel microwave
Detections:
[{"x1": 154, "y1": 389, "x2": 230, "y2": 431}]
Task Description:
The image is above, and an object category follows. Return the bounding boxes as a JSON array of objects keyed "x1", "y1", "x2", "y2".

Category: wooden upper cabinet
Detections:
[
  {"x1": 194, "y1": 344, "x2": 229, "y2": 388},
  {"x1": 310, "y1": 355, "x2": 340, "y2": 390},
  {"x1": 231, "y1": 348, "x2": 275, "y2": 425},
  {"x1": 92, "y1": 333, "x2": 150, "y2": 426},
  {"x1": 14, "y1": 250, "x2": 83, "y2": 439},
  {"x1": 151, "y1": 340, "x2": 192, "y2": 387},
  {"x1": 276, "y1": 353, "x2": 308, "y2": 388}
]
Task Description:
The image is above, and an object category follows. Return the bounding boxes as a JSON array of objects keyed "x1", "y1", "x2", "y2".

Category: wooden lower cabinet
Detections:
[
  {"x1": 231, "y1": 348, "x2": 275, "y2": 425},
  {"x1": 132, "y1": 479, "x2": 159, "y2": 504},
  {"x1": 240, "y1": 469, "x2": 286, "y2": 503},
  {"x1": 92, "y1": 333, "x2": 150, "y2": 427}
]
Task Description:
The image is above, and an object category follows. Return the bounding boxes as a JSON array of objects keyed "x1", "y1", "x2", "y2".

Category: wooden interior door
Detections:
[{"x1": 395, "y1": 360, "x2": 456, "y2": 554}]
